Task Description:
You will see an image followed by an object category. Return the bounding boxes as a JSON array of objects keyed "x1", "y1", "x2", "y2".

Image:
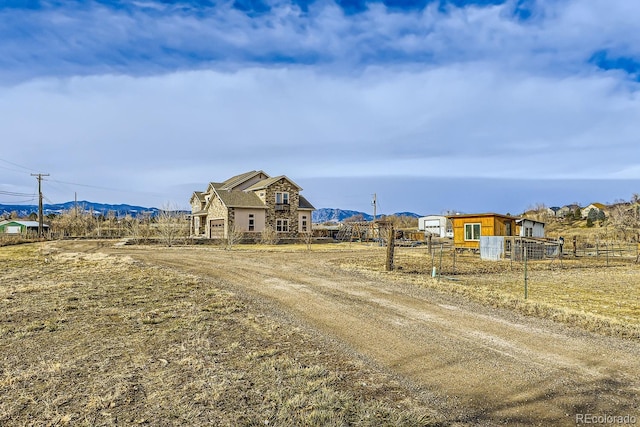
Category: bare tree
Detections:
[
  {"x1": 51, "y1": 208, "x2": 94, "y2": 237},
  {"x1": 156, "y1": 203, "x2": 188, "y2": 246},
  {"x1": 226, "y1": 224, "x2": 244, "y2": 250},
  {"x1": 300, "y1": 231, "x2": 313, "y2": 251},
  {"x1": 609, "y1": 204, "x2": 638, "y2": 241},
  {"x1": 260, "y1": 226, "x2": 279, "y2": 245}
]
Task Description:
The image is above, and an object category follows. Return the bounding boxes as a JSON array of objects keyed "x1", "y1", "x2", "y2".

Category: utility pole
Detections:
[
  {"x1": 372, "y1": 193, "x2": 377, "y2": 222},
  {"x1": 31, "y1": 173, "x2": 49, "y2": 237}
]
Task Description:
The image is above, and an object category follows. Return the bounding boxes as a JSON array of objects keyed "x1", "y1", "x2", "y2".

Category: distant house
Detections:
[
  {"x1": 0, "y1": 220, "x2": 49, "y2": 235},
  {"x1": 546, "y1": 206, "x2": 561, "y2": 217},
  {"x1": 447, "y1": 213, "x2": 519, "y2": 250},
  {"x1": 581, "y1": 203, "x2": 607, "y2": 219},
  {"x1": 557, "y1": 204, "x2": 581, "y2": 218},
  {"x1": 516, "y1": 218, "x2": 546, "y2": 238},
  {"x1": 417, "y1": 215, "x2": 453, "y2": 238},
  {"x1": 190, "y1": 170, "x2": 315, "y2": 239}
]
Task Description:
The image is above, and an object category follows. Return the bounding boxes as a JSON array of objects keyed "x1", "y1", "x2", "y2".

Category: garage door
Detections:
[{"x1": 209, "y1": 219, "x2": 224, "y2": 238}]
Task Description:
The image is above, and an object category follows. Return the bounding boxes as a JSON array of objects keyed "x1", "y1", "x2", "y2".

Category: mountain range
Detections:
[
  {"x1": 0, "y1": 202, "x2": 420, "y2": 223},
  {"x1": 311, "y1": 208, "x2": 420, "y2": 223},
  {"x1": 0, "y1": 201, "x2": 160, "y2": 219}
]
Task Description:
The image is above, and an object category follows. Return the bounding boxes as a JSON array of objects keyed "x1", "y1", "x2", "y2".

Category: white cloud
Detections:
[
  {"x1": 2, "y1": 1, "x2": 639, "y2": 81},
  {"x1": 1, "y1": 0, "x2": 640, "y2": 210},
  {"x1": 2, "y1": 64, "x2": 639, "y2": 188}
]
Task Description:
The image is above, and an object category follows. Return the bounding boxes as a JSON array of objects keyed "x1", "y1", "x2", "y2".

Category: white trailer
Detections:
[{"x1": 417, "y1": 215, "x2": 453, "y2": 238}]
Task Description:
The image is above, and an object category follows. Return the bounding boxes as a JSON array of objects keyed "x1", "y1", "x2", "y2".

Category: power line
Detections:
[
  {"x1": 0, "y1": 198, "x2": 37, "y2": 204},
  {"x1": 0, "y1": 157, "x2": 38, "y2": 173},
  {"x1": 45, "y1": 178, "x2": 166, "y2": 198},
  {"x1": 0, "y1": 190, "x2": 35, "y2": 197}
]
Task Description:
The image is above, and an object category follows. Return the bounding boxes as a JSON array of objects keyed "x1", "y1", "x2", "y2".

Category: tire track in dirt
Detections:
[{"x1": 111, "y1": 246, "x2": 640, "y2": 425}]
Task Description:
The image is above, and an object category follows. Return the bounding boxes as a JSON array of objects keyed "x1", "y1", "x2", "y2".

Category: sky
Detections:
[{"x1": 1, "y1": 0, "x2": 639, "y2": 215}]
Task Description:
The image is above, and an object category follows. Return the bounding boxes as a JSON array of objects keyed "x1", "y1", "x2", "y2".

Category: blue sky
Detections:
[{"x1": 1, "y1": 0, "x2": 639, "y2": 215}]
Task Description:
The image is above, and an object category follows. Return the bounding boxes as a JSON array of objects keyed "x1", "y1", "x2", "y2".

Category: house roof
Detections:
[
  {"x1": 586, "y1": 202, "x2": 606, "y2": 209},
  {"x1": 245, "y1": 175, "x2": 302, "y2": 191},
  {"x1": 446, "y1": 213, "x2": 519, "y2": 220},
  {"x1": 299, "y1": 195, "x2": 315, "y2": 210},
  {"x1": 516, "y1": 218, "x2": 546, "y2": 225},
  {"x1": 214, "y1": 188, "x2": 266, "y2": 208},
  {"x1": 195, "y1": 171, "x2": 314, "y2": 212},
  {"x1": 1, "y1": 220, "x2": 49, "y2": 228},
  {"x1": 190, "y1": 191, "x2": 205, "y2": 203},
  {"x1": 220, "y1": 170, "x2": 269, "y2": 190}
]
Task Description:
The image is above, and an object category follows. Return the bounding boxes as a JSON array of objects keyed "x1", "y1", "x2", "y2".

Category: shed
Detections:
[
  {"x1": 417, "y1": 215, "x2": 453, "y2": 238},
  {"x1": 0, "y1": 220, "x2": 49, "y2": 235},
  {"x1": 447, "y1": 213, "x2": 519, "y2": 250},
  {"x1": 516, "y1": 218, "x2": 545, "y2": 238}
]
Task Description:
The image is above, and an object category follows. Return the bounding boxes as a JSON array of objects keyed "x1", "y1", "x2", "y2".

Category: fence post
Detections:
[
  {"x1": 453, "y1": 248, "x2": 457, "y2": 275},
  {"x1": 524, "y1": 250, "x2": 528, "y2": 300},
  {"x1": 573, "y1": 236, "x2": 577, "y2": 257},
  {"x1": 385, "y1": 225, "x2": 395, "y2": 271},
  {"x1": 510, "y1": 237, "x2": 513, "y2": 271},
  {"x1": 438, "y1": 244, "x2": 443, "y2": 281}
]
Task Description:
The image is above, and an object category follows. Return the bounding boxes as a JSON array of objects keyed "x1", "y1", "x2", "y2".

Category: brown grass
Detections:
[
  {"x1": 0, "y1": 243, "x2": 437, "y2": 426},
  {"x1": 335, "y1": 244, "x2": 640, "y2": 339}
]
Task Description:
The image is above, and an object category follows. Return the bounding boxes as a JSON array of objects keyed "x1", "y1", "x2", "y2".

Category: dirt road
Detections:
[{"x1": 108, "y1": 244, "x2": 639, "y2": 425}]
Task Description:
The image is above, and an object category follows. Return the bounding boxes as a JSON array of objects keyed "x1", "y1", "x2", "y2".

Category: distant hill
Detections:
[
  {"x1": 392, "y1": 212, "x2": 421, "y2": 219},
  {"x1": 0, "y1": 201, "x2": 159, "y2": 218},
  {"x1": 312, "y1": 208, "x2": 420, "y2": 223},
  {"x1": 1, "y1": 202, "x2": 418, "y2": 223}
]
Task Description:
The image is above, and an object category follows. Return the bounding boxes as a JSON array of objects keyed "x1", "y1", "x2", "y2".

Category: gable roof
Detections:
[
  {"x1": 586, "y1": 202, "x2": 606, "y2": 209},
  {"x1": 220, "y1": 170, "x2": 269, "y2": 191},
  {"x1": 190, "y1": 191, "x2": 205, "y2": 204},
  {"x1": 299, "y1": 195, "x2": 315, "y2": 210},
  {"x1": 194, "y1": 171, "x2": 314, "y2": 212},
  {"x1": 245, "y1": 175, "x2": 302, "y2": 191},
  {"x1": 214, "y1": 188, "x2": 266, "y2": 208}
]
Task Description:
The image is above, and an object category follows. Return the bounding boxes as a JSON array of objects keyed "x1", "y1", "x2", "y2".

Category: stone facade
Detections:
[
  {"x1": 259, "y1": 178, "x2": 301, "y2": 239},
  {"x1": 190, "y1": 171, "x2": 314, "y2": 240},
  {"x1": 205, "y1": 195, "x2": 229, "y2": 238}
]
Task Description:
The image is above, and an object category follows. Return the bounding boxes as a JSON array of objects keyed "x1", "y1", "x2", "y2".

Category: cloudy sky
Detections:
[{"x1": 1, "y1": 0, "x2": 639, "y2": 215}]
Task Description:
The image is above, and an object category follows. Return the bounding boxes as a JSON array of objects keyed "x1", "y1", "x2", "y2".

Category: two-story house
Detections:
[{"x1": 190, "y1": 170, "x2": 315, "y2": 239}]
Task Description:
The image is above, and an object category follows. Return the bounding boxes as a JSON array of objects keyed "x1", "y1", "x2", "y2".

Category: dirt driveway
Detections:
[{"x1": 104, "y1": 244, "x2": 639, "y2": 425}]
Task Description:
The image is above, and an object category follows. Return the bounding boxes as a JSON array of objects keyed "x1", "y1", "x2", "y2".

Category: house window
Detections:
[
  {"x1": 275, "y1": 192, "x2": 289, "y2": 205},
  {"x1": 276, "y1": 219, "x2": 289, "y2": 232},
  {"x1": 524, "y1": 227, "x2": 533, "y2": 237},
  {"x1": 301, "y1": 215, "x2": 307, "y2": 232},
  {"x1": 464, "y1": 223, "x2": 481, "y2": 241},
  {"x1": 248, "y1": 214, "x2": 255, "y2": 231}
]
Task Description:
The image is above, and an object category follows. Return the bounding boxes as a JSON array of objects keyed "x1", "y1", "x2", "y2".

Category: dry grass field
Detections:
[
  {"x1": 0, "y1": 242, "x2": 437, "y2": 426},
  {"x1": 2, "y1": 239, "x2": 639, "y2": 426},
  {"x1": 340, "y1": 245, "x2": 640, "y2": 339}
]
